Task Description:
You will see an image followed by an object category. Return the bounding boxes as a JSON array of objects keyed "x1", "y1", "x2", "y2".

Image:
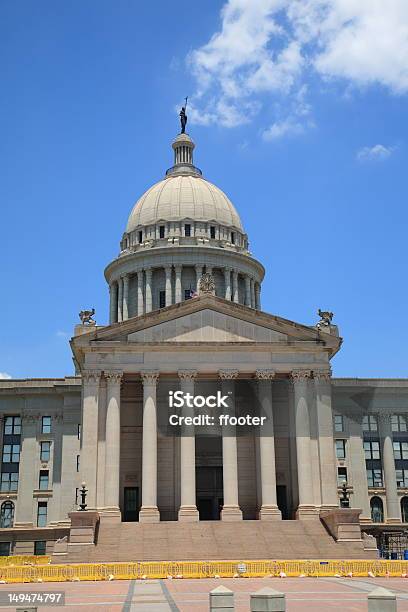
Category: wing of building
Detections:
[{"x1": 0, "y1": 128, "x2": 407, "y2": 560}]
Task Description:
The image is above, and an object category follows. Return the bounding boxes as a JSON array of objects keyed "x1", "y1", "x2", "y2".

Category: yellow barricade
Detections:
[{"x1": 0, "y1": 555, "x2": 50, "y2": 567}]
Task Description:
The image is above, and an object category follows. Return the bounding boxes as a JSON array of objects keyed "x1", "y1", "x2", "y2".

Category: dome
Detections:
[{"x1": 126, "y1": 174, "x2": 243, "y2": 233}]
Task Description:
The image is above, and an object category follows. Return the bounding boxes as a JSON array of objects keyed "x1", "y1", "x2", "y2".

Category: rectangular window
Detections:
[
  {"x1": 0, "y1": 542, "x2": 10, "y2": 556},
  {"x1": 39, "y1": 470, "x2": 49, "y2": 491},
  {"x1": 0, "y1": 472, "x2": 18, "y2": 492},
  {"x1": 34, "y1": 541, "x2": 46, "y2": 556},
  {"x1": 159, "y1": 225, "x2": 165, "y2": 238},
  {"x1": 77, "y1": 424, "x2": 81, "y2": 440},
  {"x1": 75, "y1": 487, "x2": 79, "y2": 506},
  {"x1": 4, "y1": 416, "x2": 21, "y2": 435},
  {"x1": 159, "y1": 290, "x2": 166, "y2": 309},
  {"x1": 364, "y1": 441, "x2": 381, "y2": 460},
  {"x1": 334, "y1": 415, "x2": 344, "y2": 432},
  {"x1": 337, "y1": 467, "x2": 348, "y2": 486},
  {"x1": 40, "y1": 442, "x2": 51, "y2": 462},
  {"x1": 231, "y1": 231, "x2": 235, "y2": 244},
  {"x1": 2, "y1": 444, "x2": 20, "y2": 463},
  {"x1": 138, "y1": 230, "x2": 143, "y2": 243},
  {"x1": 393, "y1": 441, "x2": 408, "y2": 460},
  {"x1": 210, "y1": 226, "x2": 216, "y2": 239},
  {"x1": 184, "y1": 223, "x2": 191, "y2": 237},
  {"x1": 76, "y1": 455, "x2": 80, "y2": 472},
  {"x1": 396, "y1": 469, "x2": 408, "y2": 488},
  {"x1": 335, "y1": 440, "x2": 346, "y2": 459},
  {"x1": 41, "y1": 416, "x2": 51, "y2": 434},
  {"x1": 392, "y1": 415, "x2": 408, "y2": 432},
  {"x1": 366, "y1": 468, "x2": 383, "y2": 487},
  {"x1": 37, "y1": 502, "x2": 47, "y2": 528},
  {"x1": 362, "y1": 415, "x2": 378, "y2": 432}
]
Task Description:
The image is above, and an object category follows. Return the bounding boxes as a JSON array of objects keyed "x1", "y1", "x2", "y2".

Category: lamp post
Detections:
[
  {"x1": 340, "y1": 481, "x2": 350, "y2": 508},
  {"x1": 79, "y1": 481, "x2": 88, "y2": 511}
]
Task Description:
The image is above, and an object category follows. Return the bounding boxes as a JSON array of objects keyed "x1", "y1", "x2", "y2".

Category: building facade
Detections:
[{"x1": 1, "y1": 130, "x2": 407, "y2": 555}]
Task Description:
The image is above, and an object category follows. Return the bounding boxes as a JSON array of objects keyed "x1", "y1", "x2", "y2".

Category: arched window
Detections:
[
  {"x1": 0, "y1": 501, "x2": 14, "y2": 528},
  {"x1": 370, "y1": 496, "x2": 384, "y2": 523},
  {"x1": 401, "y1": 497, "x2": 408, "y2": 523}
]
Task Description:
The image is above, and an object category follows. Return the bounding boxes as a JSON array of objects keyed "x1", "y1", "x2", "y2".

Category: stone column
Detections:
[
  {"x1": 117, "y1": 277, "x2": 123, "y2": 322},
  {"x1": 255, "y1": 370, "x2": 281, "y2": 520},
  {"x1": 348, "y1": 415, "x2": 371, "y2": 522},
  {"x1": 104, "y1": 372, "x2": 123, "y2": 513},
  {"x1": 250, "y1": 278, "x2": 255, "y2": 308},
  {"x1": 245, "y1": 276, "x2": 251, "y2": 307},
  {"x1": 165, "y1": 266, "x2": 172, "y2": 307},
  {"x1": 178, "y1": 370, "x2": 199, "y2": 521},
  {"x1": 219, "y1": 370, "x2": 242, "y2": 520},
  {"x1": 139, "y1": 371, "x2": 160, "y2": 522},
  {"x1": 255, "y1": 283, "x2": 261, "y2": 310},
  {"x1": 195, "y1": 264, "x2": 203, "y2": 290},
  {"x1": 109, "y1": 282, "x2": 118, "y2": 324},
  {"x1": 122, "y1": 275, "x2": 129, "y2": 321},
  {"x1": 137, "y1": 271, "x2": 144, "y2": 316},
  {"x1": 14, "y1": 413, "x2": 38, "y2": 527},
  {"x1": 96, "y1": 377, "x2": 107, "y2": 509},
  {"x1": 314, "y1": 370, "x2": 338, "y2": 510},
  {"x1": 80, "y1": 371, "x2": 101, "y2": 509},
  {"x1": 232, "y1": 271, "x2": 239, "y2": 303},
  {"x1": 292, "y1": 370, "x2": 316, "y2": 518},
  {"x1": 175, "y1": 265, "x2": 182, "y2": 303},
  {"x1": 224, "y1": 267, "x2": 232, "y2": 301},
  {"x1": 145, "y1": 268, "x2": 153, "y2": 313},
  {"x1": 380, "y1": 413, "x2": 400, "y2": 523}
]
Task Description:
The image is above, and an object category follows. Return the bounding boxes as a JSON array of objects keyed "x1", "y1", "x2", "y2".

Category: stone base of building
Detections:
[
  {"x1": 259, "y1": 505, "x2": 282, "y2": 520},
  {"x1": 178, "y1": 505, "x2": 199, "y2": 522},
  {"x1": 139, "y1": 506, "x2": 160, "y2": 523},
  {"x1": 295, "y1": 505, "x2": 319, "y2": 520},
  {"x1": 221, "y1": 505, "x2": 243, "y2": 521}
]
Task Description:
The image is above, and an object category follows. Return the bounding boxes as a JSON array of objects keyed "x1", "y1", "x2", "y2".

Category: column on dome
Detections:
[
  {"x1": 165, "y1": 266, "x2": 172, "y2": 307},
  {"x1": 250, "y1": 278, "x2": 255, "y2": 309},
  {"x1": 380, "y1": 413, "x2": 401, "y2": 522},
  {"x1": 219, "y1": 370, "x2": 242, "y2": 521},
  {"x1": 292, "y1": 370, "x2": 317, "y2": 518},
  {"x1": 178, "y1": 370, "x2": 199, "y2": 522},
  {"x1": 117, "y1": 277, "x2": 123, "y2": 322},
  {"x1": 80, "y1": 371, "x2": 101, "y2": 509},
  {"x1": 145, "y1": 268, "x2": 153, "y2": 313},
  {"x1": 224, "y1": 267, "x2": 232, "y2": 301},
  {"x1": 314, "y1": 370, "x2": 338, "y2": 510},
  {"x1": 232, "y1": 271, "x2": 239, "y2": 303},
  {"x1": 139, "y1": 371, "x2": 160, "y2": 522},
  {"x1": 175, "y1": 265, "x2": 182, "y2": 303},
  {"x1": 137, "y1": 270, "x2": 144, "y2": 315},
  {"x1": 109, "y1": 282, "x2": 118, "y2": 324},
  {"x1": 244, "y1": 276, "x2": 251, "y2": 307},
  {"x1": 195, "y1": 264, "x2": 203, "y2": 291},
  {"x1": 255, "y1": 370, "x2": 281, "y2": 520},
  {"x1": 104, "y1": 371, "x2": 123, "y2": 512},
  {"x1": 122, "y1": 274, "x2": 130, "y2": 321},
  {"x1": 255, "y1": 282, "x2": 261, "y2": 310}
]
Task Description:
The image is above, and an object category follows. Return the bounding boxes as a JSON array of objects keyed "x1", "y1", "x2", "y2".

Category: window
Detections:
[
  {"x1": 159, "y1": 290, "x2": 166, "y2": 309},
  {"x1": 159, "y1": 225, "x2": 165, "y2": 239},
  {"x1": 76, "y1": 455, "x2": 80, "y2": 472},
  {"x1": 393, "y1": 441, "x2": 408, "y2": 460},
  {"x1": 337, "y1": 467, "x2": 348, "y2": 487},
  {"x1": 396, "y1": 469, "x2": 408, "y2": 488},
  {"x1": 40, "y1": 442, "x2": 51, "y2": 462},
  {"x1": 366, "y1": 468, "x2": 383, "y2": 487},
  {"x1": 210, "y1": 226, "x2": 216, "y2": 239},
  {"x1": 392, "y1": 415, "x2": 407, "y2": 432},
  {"x1": 401, "y1": 497, "x2": 408, "y2": 523},
  {"x1": 370, "y1": 496, "x2": 384, "y2": 523},
  {"x1": 0, "y1": 542, "x2": 10, "y2": 556},
  {"x1": 138, "y1": 230, "x2": 143, "y2": 243},
  {"x1": 0, "y1": 472, "x2": 18, "y2": 492},
  {"x1": 364, "y1": 441, "x2": 380, "y2": 460},
  {"x1": 231, "y1": 231, "x2": 235, "y2": 244},
  {"x1": 39, "y1": 470, "x2": 49, "y2": 491},
  {"x1": 37, "y1": 502, "x2": 47, "y2": 527},
  {"x1": 0, "y1": 501, "x2": 14, "y2": 528},
  {"x1": 2, "y1": 444, "x2": 20, "y2": 463},
  {"x1": 34, "y1": 541, "x2": 46, "y2": 556},
  {"x1": 77, "y1": 424, "x2": 81, "y2": 440},
  {"x1": 41, "y1": 416, "x2": 51, "y2": 434},
  {"x1": 335, "y1": 440, "x2": 346, "y2": 459},
  {"x1": 4, "y1": 416, "x2": 21, "y2": 435},
  {"x1": 362, "y1": 415, "x2": 378, "y2": 432},
  {"x1": 75, "y1": 487, "x2": 79, "y2": 506},
  {"x1": 334, "y1": 415, "x2": 344, "y2": 432},
  {"x1": 184, "y1": 223, "x2": 191, "y2": 237}
]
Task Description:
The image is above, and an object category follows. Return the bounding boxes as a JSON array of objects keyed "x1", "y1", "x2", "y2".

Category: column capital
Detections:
[
  {"x1": 165, "y1": 265, "x2": 173, "y2": 275},
  {"x1": 178, "y1": 369, "x2": 197, "y2": 381},
  {"x1": 105, "y1": 371, "x2": 123, "y2": 385},
  {"x1": 255, "y1": 369, "x2": 276, "y2": 381},
  {"x1": 313, "y1": 369, "x2": 332, "y2": 382},
  {"x1": 140, "y1": 370, "x2": 159, "y2": 386},
  {"x1": 82, "y1": 370, "x2": 102, "y2": 384},
  {"x1": 175, "y1": 265, "x2": 182, "y2": 274},
  {"x1": 145, "y1": 268, "x2": 153, "y2": 279},
  {"x1": 291, "y1": 369, "x2": 312, "y2": 383},
  {"x1": 224, "y1": 266, "x2": 232, "y2": 273},
  {"x1": 219, "y1": 369, "x2": 239, "y2": 380}
]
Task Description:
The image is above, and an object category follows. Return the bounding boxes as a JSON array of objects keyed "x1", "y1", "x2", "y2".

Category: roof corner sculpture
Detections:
[
  {"x1": 316, "y1": 308, "x2": 333, "y2": 329},
  {"x1": 79, "y1": 308, "x2": 96, "y2": 326},
  {"x1": 198, "y1": 273, "x2": 215, "y2": 296}
]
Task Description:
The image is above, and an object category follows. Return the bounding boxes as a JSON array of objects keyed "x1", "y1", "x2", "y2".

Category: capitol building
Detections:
[{"x1": 0, "y1": 126, "x2": 407, "y2": 561}]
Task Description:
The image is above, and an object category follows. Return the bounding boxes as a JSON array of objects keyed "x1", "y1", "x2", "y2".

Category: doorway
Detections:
[
  {"x1": 196, "y1": 466, "x2": 223, "y2": 520},
  {"x1": 277, "y1": 485, "x2": 289, "y2": 519},
  {"x1": 123, "y1": 487, "x2": 139, "y2": 522}
]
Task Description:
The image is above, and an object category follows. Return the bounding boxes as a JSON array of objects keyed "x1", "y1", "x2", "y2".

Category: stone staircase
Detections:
[{"x1": 61, "y1": 518, "x2": 376, "y2": 563}]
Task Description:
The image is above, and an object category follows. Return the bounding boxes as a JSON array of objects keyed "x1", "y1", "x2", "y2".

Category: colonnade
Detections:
[{"x1": 109, "y1": 265, "x2": 261, "y2": 323}]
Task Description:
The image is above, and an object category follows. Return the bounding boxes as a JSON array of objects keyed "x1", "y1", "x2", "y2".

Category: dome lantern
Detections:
[{"x1": 166, "y1": 133, "x2": 202, "y2": 178}]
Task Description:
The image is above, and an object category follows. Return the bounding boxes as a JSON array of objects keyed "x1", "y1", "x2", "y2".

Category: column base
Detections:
[
  {"x1": 320, "y1": 504, "x2": 340, "y2": 512},
  {"x1": 139, "y1": 506, "x2": 160, "y2": 523},
  {"x1": 296, "y1": 505, "x2": 319, "y2": 520},
  {"x1": 178, "y1": 505, "x2": 199, "y2": 522},
  {"x1": 259, "y1": 505, "x2": 282, "y2": 520},
  {"x1": 221, "y1": 505, "x2": 243, "y2": 521},
  {"x1": 13, "y1": 522, "x2": 34, "y2": 529},
  {"x1": 387, "y1": 518, "x2": 402, "y2": 524},
  {"x1": 99, "y1": 507, "x2": 121, "y2": 518}
]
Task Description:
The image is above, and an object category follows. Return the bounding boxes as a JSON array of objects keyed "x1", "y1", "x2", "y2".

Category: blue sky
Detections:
[{"x1": 1, "y1": 0, "x2": 407, "y2": 379}]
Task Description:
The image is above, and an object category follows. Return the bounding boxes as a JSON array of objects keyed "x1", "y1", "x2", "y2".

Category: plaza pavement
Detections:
[{"x1": 1, "y1": 577, "x2": 408, "y2": 610}]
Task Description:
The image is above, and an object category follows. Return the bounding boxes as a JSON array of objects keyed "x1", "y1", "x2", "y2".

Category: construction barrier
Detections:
[
  {"x1": 0, "y1": 556, "x2": 50, "y2": 567},
  {"x1": 1, "y1": 559, "x2": 408, "y2": 583}
]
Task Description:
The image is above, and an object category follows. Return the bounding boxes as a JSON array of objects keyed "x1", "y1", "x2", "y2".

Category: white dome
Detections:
[{"x1": 126, "y1": 174, "x2": 243, "y2": 233}]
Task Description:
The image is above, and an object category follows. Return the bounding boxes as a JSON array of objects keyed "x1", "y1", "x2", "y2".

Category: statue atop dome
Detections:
[{"x1": 179, "y1": 97, "x2": 188, "y2": 134}]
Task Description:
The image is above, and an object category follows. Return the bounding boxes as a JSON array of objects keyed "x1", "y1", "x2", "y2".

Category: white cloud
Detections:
[
  {"x1": 187, "y1": 0, "x2": 408, "y2": 135},
  {"x1": 0, "y1": 372, "x2": 12, "y2": 380},
  {"x1": 357, "y1": 144, "x2": 394, "y2": 161},
  {"x1": 56, "y1": 330, "x2": 69, "y2": 338},
  {"x1": 262, "y1": 118, "x2": 305, "y2": 140}
]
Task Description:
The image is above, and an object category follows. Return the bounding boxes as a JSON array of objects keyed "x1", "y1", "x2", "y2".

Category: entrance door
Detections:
[
  {"x1": 196, "y1": 466, "x2": 223, "y2": 520},
  {"x1": 123, "y1": 487, "x2": 139, "y2": 522},
  {"x1": 276, "y1": 485, "x2": 288, "y2": 519}
]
